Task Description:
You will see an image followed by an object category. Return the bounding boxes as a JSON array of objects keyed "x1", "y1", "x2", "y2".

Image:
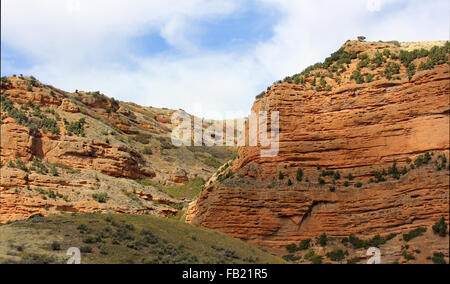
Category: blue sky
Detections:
[{"x1": 1, "y1": 0, "x2": 449, "y2": 119}]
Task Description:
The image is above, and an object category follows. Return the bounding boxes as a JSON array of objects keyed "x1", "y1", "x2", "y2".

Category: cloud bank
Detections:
[{"x1": 1, "y1": 0, "x2": 449, "y2": 119}]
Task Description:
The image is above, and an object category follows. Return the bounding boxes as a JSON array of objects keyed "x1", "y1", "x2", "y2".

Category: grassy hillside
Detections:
[{"x1": 0, "y1": 213, "x2": 286, "y2": 264}]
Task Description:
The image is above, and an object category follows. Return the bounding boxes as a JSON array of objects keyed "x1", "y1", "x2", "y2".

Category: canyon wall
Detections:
[
  {"x1": 0, "y1": 76, "x2": 233, "y2": 223},
  {"x1": 187, "y1": 42, "x2": 450, "y2": 248}
]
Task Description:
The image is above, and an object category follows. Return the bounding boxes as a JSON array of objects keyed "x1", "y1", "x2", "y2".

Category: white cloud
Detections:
[{"x1": 1, "y1": 0, "x2": 449, "y2": 119}]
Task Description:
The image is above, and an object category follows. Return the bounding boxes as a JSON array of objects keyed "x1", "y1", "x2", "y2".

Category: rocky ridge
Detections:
[{"x1": 0, "y1": 76, "x2": 234, "y2": 223}]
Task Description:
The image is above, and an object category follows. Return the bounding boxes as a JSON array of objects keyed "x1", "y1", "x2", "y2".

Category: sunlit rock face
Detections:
[{"x1": 187, "y1": 41, "x2": 450, "y2": 249}]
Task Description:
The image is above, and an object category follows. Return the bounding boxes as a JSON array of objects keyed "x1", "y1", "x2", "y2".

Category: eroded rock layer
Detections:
[
  {"x1": 0, "y1": 76, "x2": 233, "y2": 223},
  {"x1": 187, "y1": 41, "x2": 450, "y2": 249}
]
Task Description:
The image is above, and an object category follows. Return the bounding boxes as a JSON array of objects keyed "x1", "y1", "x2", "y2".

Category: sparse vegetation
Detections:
[
  {"x1": 431, "y1": 252, "x2": 446, "y2": 264},
  {"x1": 346, "y1": 234, "x2": 397, "y2": 249},
  {"x1": 403, "y1": 227, "x2": 427, "y2": 242},
  {"x1": 318, "y1": 233, "x2": 328, "y2": 247},
  {"x1": 304, "y1": 250, "x2": 323, "y2": 264},
  {"x1": 296, "y1": 168, "x2": 303, "y2": 182},
  {"x1": 51, "y1": 242, "x2": 61, "y2": 251},
  {"x1": 92, "y1": 193, "x2": 108, "y2": 203},
  {"x1": 142, "y1": 146, "x2": 153, "y2": 155},
  {"x1": 134, "y1": 133, "x2": 152, "y2": 145},
  {"x1": 326, "y1": 249, "x2": 347, "y2": 262},
  {"x1": 285, "y1": 244, "x2": 297, "y2": 254},
  {"x1": 0, "y1": 214, "x2": 285, "y2": 264},
  {"x1": 298, "y1": 239, "x2": 311, "y2": 250},
  {"x1": 65, "y1": 118, "x2": 86, "y2": 137}
]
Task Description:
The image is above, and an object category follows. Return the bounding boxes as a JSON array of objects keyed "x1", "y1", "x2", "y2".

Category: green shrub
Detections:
[
  {"x1": 134, "y1": 133, "x2": 152, "y2": 145},
  {"x1": 384, "y1": 62, "x2": 400, "y2": 79},
  {"x1": 347, "y1": 257, "x2": 360, "y2": 264},
  {"x1": 217, "y1": 170, "x2": 234, "y2": 183},
  {"x1": 304, "y1": 250, "x2": 323, "y2": 264},
  {"x1": 142, "y1": 147, "x2": 153, "y2": 155},
  {"x1": 403, "y1": 227, "x2": 427, "y2": 242},
  {"x1": 350, "y1": 71, "x2": 364, "y2": 84},
  {"x1": 366, "y1": 73, "x2": 375, "y2": 83},
  {"x1": 158, "y1": 136, "x2": 175, "y2": 150},
  {"x1": 282, "y1": 254, "x2": 302, "y2": 262},
  {"x1": 387, "y1": 161, "x2": 400, "y2": 180},
  {"x1": 358, "y1": 54, "x2": 369, "y2": 61},
  {"x1": 402, "y1": 250, "x2": 415, "y2": 261},
  {"x1": 92, "y1": 193, "x2": 108, "y2": 203},
  {"x1": 83, "y1": 235, "x2": 101, "y2": 244},
  {"x1": 401, "y1": 166, "x2": 408, "y2": 175},
  {"x1": 320, "y1": 170, "x2": 335, "y2": 177},
  {"x1": 285, "y1": 244, "x2": 297, "y2": 254},
  {"x1": 298, "y1": 239, "x2": 311, "y2": 250},
  {"x1": 318, "y1": 177, "x2": 325, "y2": 185},
  {"x1": 278, "y1": 172, "x2": 284, "y2": 180},
  {"x1": 357, "y1": 58, "x2": 370, "y2": 69},
  {"x1": 333, "y1": 171, "x2": 341, "y2": 180},
  {"x1": 406, "y1": 63, "x2": 416, "y2": 80},
  {"x1": 287, "y1": 179, "x2": 293, "y2": 186},
  {"x1": 418, "y1": 60, "x2": 435, "y2": 71},
  {"x1": 80, "y1": 246, "x2": 92, "y2": 253},
  {"x1": 431, "y1": 252, "x2": 446, "y2": 264},
  {"x1": 414, "y1": 152, "x2": 431, "y2": 167},
  {"x1": 432, "y1": 217, "x2": 448, "y2": 237},
  {"x1": 318, "y1": 233, "x2": 327, "y2": 247},
  {"x1": 373, "y1": 171, "x2": 386, "y2": 183},
  {"x1": 255, "y1": 91, "x2": 266, "y2": 99},
  {"x1": 371, "y1": 52, "x2": 386, "y2": 67},
  {"x1": 355, "y1": 182, "x2": 362, "y2": 188},
  {"x1": 32, "y1": 157, "x2": 48, "y2": 174},
  {"x1": 296, "y1": 168, "x2": 303, "y2": 182},
  {"x1": 51, "y1": 242, "x2": 61, "y2": 251},
  {"x1": 2, "y1": 99, "x2": 30, "y2": 127},
  {"x1": 326, "y1": 249, "x2": 347, "y2": 262},
  {"x1": 15, "y1": 158, "x2": 28, "y2": 172},
  {"x1": 50, "y1": 165, "x2": 58, "y2": 176},
  {"x1": 436, "y1": 154, "x2": 447, "y2": 171},
  {"x1": 65, "y1": 118, "x2": 86, "y2": 137},
  {"x1": 20, "y1": 254, "x2": 58, "y2": 264}
]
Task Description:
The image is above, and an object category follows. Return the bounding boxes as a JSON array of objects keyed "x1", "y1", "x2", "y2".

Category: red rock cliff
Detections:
[{"x1": 187, "y1": 41, "x2": 450, "y2": 249}]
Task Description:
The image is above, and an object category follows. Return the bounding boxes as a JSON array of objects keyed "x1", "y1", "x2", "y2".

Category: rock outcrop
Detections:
[
  {"x1": 59, "y1": 99, "x2": 80, "y2": 113},
  {"x1": 187, "y1": 41, "x2": 450, "y2": 250}
]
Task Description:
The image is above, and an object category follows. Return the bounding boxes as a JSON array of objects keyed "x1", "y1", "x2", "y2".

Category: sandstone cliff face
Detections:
[
  {"x1": 187, "y1": 42, "x2": 450, "y2": 252},
  {"x1": 0, "y1": 76, "x2": 233, "y2": 223},
  {"x1": 0, "y1": 118, "x2": 152, "y2": 180}
]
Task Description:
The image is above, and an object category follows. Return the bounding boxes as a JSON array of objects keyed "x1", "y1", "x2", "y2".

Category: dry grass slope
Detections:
[{"x1": 0, "y1": 213, "x2": 286, "y2": 264}]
